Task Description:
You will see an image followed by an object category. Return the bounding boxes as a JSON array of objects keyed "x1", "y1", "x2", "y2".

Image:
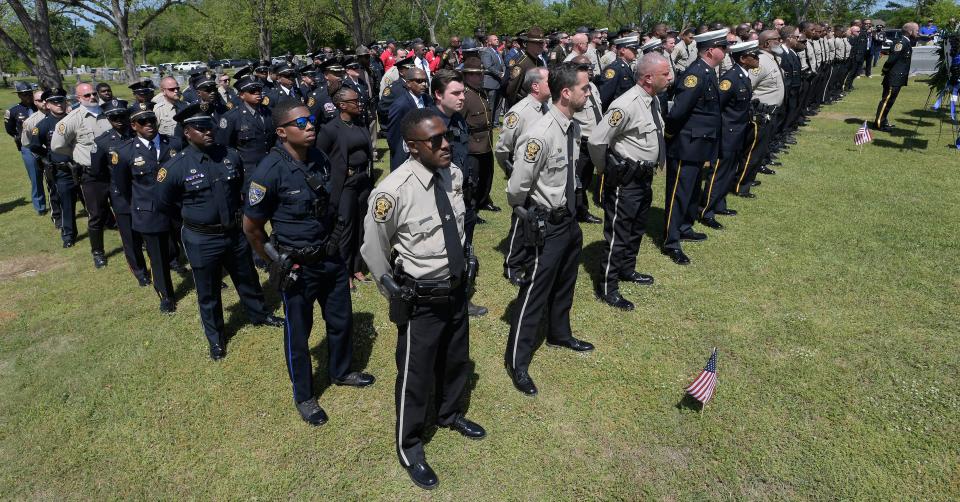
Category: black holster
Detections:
[{"x1": 514, "y1": 206, "x2": 545, "y2": 247}]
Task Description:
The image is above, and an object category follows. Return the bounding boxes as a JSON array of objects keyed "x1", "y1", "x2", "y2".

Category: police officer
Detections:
[
  {"x1": 441, "y1": 36, "x2": 462, "y2": 69},
  {"x1": 158, "y1": 103, "x2": 283, "y2": 360},
  {"x1": 112, "y1": 102, "x2": 183, "y2": 313},
  {"x1": 297, "y1": 64, "x2": 319, "y2": 100},
  {"x1": 377, "y1": 56, "x2": 417, "y2": 137},
  {"x1": 20, "y1": 89, "x2": 60, "y2": 224},
  {"x1": 342, "y1": 56, "x2": 373, "y2": 130},
  {"x1": 494, "y1": 66, "x2": 549, "y2": 285},
  {"x1": 505, "y1": 62, "x2": 595, "y2": 396},
  {"x1": 700, "y1": 41, "x2": 758, "y2": 229},
  {"x1": 252, "y1": 60, "x2": 275, "y2": 91},
  {"x1": 504, "y1": 26, "x2": 548, "y2": 106},
  {"x1": 51, "y1": 82, "x2": 113, "y2": 260},
  {"x1": 360, "y1": 109, "x2": 485, "y2": 491},
  {"x1": 460, "y1": 55, "x2": 497, "y2": 213},
  {"x1": 589, "y1": 53, "x2": 671, "y2": 311},
  {"x1": 662, "y1": 28, "x2": 728, "y2": 266},
  {"x1": 875, "y1": 22, "x2": 918, "y2": 132},
  {"x1": 214, "y1": 68, "x2": 274, "y2": 171},
  {"x1": 387, "y1": 67, "x2": 430, "y2": 171},
  {"x1": 569, "y1": 56, "x2": 604, "y2": 223},
  {"x1": 5, "y1": 81, "x2": 44, "y2": 215},
  {"x1": 95, "y1": 83, "x2": 114, "y2": 104},
  {"x1": 307, "y1": 58, "x2": 345, "y2": 124},
  {"x1": 243, "y1": 100, "x2": 375, "y2": 427},
  {"x1": 128, "y1": 80, "x2": 156, "y2": 104},
  {"x1": 189, "y1": 71, "x2": 230, "y2": 118},
  {"x1": 315, "y1": 86, "x2": 373, "y2": 288},
  {"x1": 29, "y1": 88, "x2": 78, "y2": 247},
  {"x1": 597, "y1": 34, "x2": 639, "y2": 110},
  {"x1": 740, "y1": 30, "x2": 785, "y2": 189},
  {"x1": 154, "y1": 76, "x2": 187, "y2": 137},
  {"x1": 90, "y1": 99, "x2": 152, "y2": 285},
  {"x1": 265, "y1": 62, "x2": 305, "y2": 106}
]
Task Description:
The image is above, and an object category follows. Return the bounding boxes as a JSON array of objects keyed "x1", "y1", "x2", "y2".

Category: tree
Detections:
[
  {"x1": 0, "y1": 0, "x2": 62, "y2": 87},
  {"x1": 410, "y1": 0, "x2": 444, "y2": 44},
  {"x1": 51, "y1": 14, "x2": 89, "y2": 69}
]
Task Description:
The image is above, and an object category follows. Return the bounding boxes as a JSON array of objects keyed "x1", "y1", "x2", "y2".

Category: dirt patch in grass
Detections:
[{"x1": 0, "y1": 254, "x2": 68, "y2": 283}]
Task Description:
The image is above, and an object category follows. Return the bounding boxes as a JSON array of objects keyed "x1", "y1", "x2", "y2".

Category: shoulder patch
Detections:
[
  {"x1": 110, "y1": 151, "x2": 119, "y2": 165},
  {"x1": 323, "y1": 102, "x2": 336, "y2": 114},
  {"x1": 308, "y1": 96, "x2": 316, "y2": 108},
  {"x1": 31, "y1": 127, "x2": 39, "y2": 137},
  {"x1": 373, "y1": 193, "x2": 396, "y2": 222},
  {"x1": 683, "y1": 75, "x2": 698, "y2": 88},
  {"x1": 383, "y1": 86, "x2": 391, "y2": 97},
  {"x1": 604, "y1": 68, "x2": 616, "y2": 80},
  {"x1": 894, "y1": 42, "x2": 903, "y2": 52},
  {"x1": 523, "y1": 138, "x2": 543, "y2": 163},
  {"x1": 504, "y1": 112, "x2": 519, "y2": 129},
  {"x1": 219, "y1": 118, "x2": 227, "y2": 128},
  {"x1": 57, "y1": 123, "x2": 66, "y2": 134},
  {"x1": 511, "y1": 65, "x2": 521, "y2": 78},
  {"x1": 751, "y1": 67, "x2": 761, "y2": 75},
  {"x1": 719, "y1": 79, "x2": 732, "y2": 91},
  {"x1": 262, "y1": 96, "x2": 270, "y2": 106},
  {"x1": 156, "y1": 167, "x2": 167, "y2": 183},
  {"x1": 608, "y1": 109, "x2": 624, "y2": 127},
  {"x1": 248, "y1": 181, "x2": 267, "y2": 205},
  {"x1": 227, "y1": 101, "x2": 234, "y2": 109}
]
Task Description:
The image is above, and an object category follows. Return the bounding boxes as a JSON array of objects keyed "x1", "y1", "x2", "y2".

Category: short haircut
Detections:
[
  {"x1": 332, "y1": 86, "x2": 358, "y2": 104},
  {"x1": 635, "y1": 52, "x2": 667, "y2": 80},
  {"x1": 430, "y1": 69, "x2": 462, "y2": 97},
  {"x1": 400, "y1": 108, "x2": 440, "y2": 140},
  {"x1": 521, "y1": 67, "x2": 547, "y2": 93},
  {"x1": 272, "y1": 98, "x2": 306, "y2": 125},
  {"x1": 547, "y1": 62, "x2": 585, "y2": 101},
  {"x1": 780, "y1": 26, "x2": 797, "y2": 40},
  {"x1": 95, "y1": 82, "x2": 112, "y2": 92},
  {"x1": 402, "y1": 66, "x2": 425, "y2": 80}
]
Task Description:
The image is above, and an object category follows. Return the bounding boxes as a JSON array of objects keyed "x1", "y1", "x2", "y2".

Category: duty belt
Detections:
[
  {"x1": 533, "y1": 204, "x2": 572, "y2": 224},
  {"x1": 399, "y1": 275, "x2": 464, "y2": 303},
  {"x1": 468, "y1": 125, "x2": 491, "y2": 134},
  {"x1": 183, "y1": 212, "x2": 241, "y2": 235},
  {"x1": 277, "y1": 243, "x2": 329, "y2": 265}
]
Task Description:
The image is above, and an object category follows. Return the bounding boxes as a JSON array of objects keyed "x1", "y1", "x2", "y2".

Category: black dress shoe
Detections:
[
  {"x1": 295, "y1": 398, "x2": 328, "y2": 426},
  {"x1": 699, "y1": 217, "x2": 724, "y2": 230},
  {"x1": 506, "y1": 365, "x2": 538, "y2": 396},
  {"x1": 221, "y1": 281, "x2": 229, "y2": 290},
  {"x1": 333, "y1": 371, "x2": 376, "y2": 387},
  {"x1": 92, "y1": 252, "x2": 107, "y2": 269},
  {"x1": 405, "y1": 460, "x2": 439, "y2": 490},
  {"x1": 546, "y1": 337, "x2": 594, "y2": 352},
  {"x1": 735, "y1": 192, "x2": 757, "y2": 199},
  {"x1": 136, "y1": 272, "x2": 152, "y2": 287},
  {"x1": 446, "y1": 414, "x2": 486, "y2": 440},
  {"x1": 159, "y1": 298, "x2": 176, "y2": 314},
  {"x1": 577, "y1": 212, "x2": 602, "y2": 224},
  {"x1": 715, "y1": 208, "x2": 737, "y2": 216},
  {"x1": 784, "y1": 138, "x2": 797, "y2": 145},
  {"x1": 62, "y1": 240, "x2": 74, "y2": 248},
  {"x1": 758, "y1": 166, "x2": 776, "y2": 175},
  {"x1": 769, "y1": 160, "x2": 782, "y2": 167},
  {"x1": 209, "y1": 343, "x2": 226, "y2": 361},
  {"x1": 663, "y1": 248, "x2": 690, "y2": 265},
  {"x1": 482, "y1": 203, "x2": 502, "y2": 212},
  {"x1": 750, "y1": 180, "x2": 761, "y2": 186},
  {"x1": 680, "y1": 231, "x2": 707, "y2": 242},
  {"x1": 596, "y1": 290, "x2": 635, "y2": 311},
  {"x1": 475, "y1": 215, "x2": 487, "y2": 224},
  {"x1": 620, "y1": 271, "x2": 654, "y2": 285},
  {"x1": 253, "y1": 314, "x2": 285, "y2": 327},
  {"x1": 468, "y1": 302, "x2": 488, "y2": 317}
]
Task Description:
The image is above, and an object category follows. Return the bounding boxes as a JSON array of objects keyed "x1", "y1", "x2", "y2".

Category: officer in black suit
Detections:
[
  {"x1": 376, "y1": 56, "x2": 417, "y2": 137},
  {"x1": 265, "y1": 62, "x2": 304, "y2": 106},
  {"x1": 253, "y1": 60, "x2": 275, "y2": 91},
  {"x1": 214, "y1": 68, "x2": 274, "y2": 173},
  {"x1": 700, "y1": 41, "x2": 758, "y2": 229},
  {"x1": 387, "y1": 67, "x2": 430, "y2": 171},
  {"x1": 662, "y1": 28, "x2": 729, "y2": 266},
  {"x1": 158, "y1": 103, "x2": 283, "y2": 360},
  {"x1": 243, "y1": 99, "x2": 375, "y2": 426},
  {"x1": 189, "y1": 71, "x2": 230, "y2": 118},
  {"x1": 297, "y1": 64, "x2": 319, "y2": 99},
  {"x1": 597, "y1": 33, "x2": 639, "y2": 110},
  {"x1": 342, "y1": 56, "x2": 373, "y2": 129},
  {"x1": 780, "y1": 26, "x2": 806, "y2": 134},
  {"x1": 875, "y1": 23, "x2": 918, "y2": 132},
  {"x1": 112, "y1": 102, "x2": 183, "y2": 313},
  {"x1": 306, "y1": 58, "x2": 344, "y2": 125}
]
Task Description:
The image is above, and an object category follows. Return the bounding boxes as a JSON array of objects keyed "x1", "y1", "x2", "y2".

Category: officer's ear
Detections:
[
  {"x1": 275, "y1": 125, "x2": 287, "y2": 142},
  {"x1": 405, "y1": 138, "x2": 420, "y2": 157}
]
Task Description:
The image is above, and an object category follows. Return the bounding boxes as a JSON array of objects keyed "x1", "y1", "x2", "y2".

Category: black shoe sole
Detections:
[
  {"x1": 545, "y1": 342, "x2": 595, "y2": 352},
  {"x1": 406, "y1": 472, "x2": 439, "y2": 490}
]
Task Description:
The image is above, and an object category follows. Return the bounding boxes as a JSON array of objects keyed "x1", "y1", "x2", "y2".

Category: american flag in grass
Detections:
[{"x1": 686, "y1": 348, "x2": 718, "y2": 404}]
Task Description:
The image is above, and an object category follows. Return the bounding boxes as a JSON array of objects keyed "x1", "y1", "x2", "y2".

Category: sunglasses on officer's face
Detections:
[
  {"x1": 134, "y1": 117, "x2": 157, "y2": 126},
  {"x1": 410, "y1": 130, "x2": 454, "y2": 150},
  {"x1": 408, "y1": 78, "x2": 427, "y2": 84},
  {"x1": 279, "y1": 115, "x2": 317, "y2": 130},
  {"x1": 80, "y1": 92, "x2": 96, "y2": 98}
]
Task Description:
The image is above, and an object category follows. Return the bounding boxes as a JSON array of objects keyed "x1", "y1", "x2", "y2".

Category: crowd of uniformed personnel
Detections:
[{"x1": 2, "y1": 15, "x2": 919, "y2": 491}]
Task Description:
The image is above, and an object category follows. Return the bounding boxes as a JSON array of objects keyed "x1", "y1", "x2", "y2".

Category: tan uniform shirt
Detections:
[
  {"x1": 380, "y1": 66, "x2": 400, "y2": 96},
  {"x1": 50, "y1": 105, "x2": 111, "y2": 167},
  {"x1": 154, "y1": 97, "x2": 180, "y2": 136},
  {"x1": 495, "y1": 94, "x2": 547, "y2": 168},
  {"x1": 573, "y1": 82, "x2": 602, "y2": 139},
  {"x1": 804, "y1": 41, "x2": 819, "y2": 72},
  {"x1": 361, "y1": 158, "x2": 466, "y2": 285},
  {"x1": 21, "y1": 110, "x2": 45, "y2": 147},
  {"x1": 588, "y1": 85, "x2": 660, "y2": 172},
  {"x1": 585, "y1": 45, "x2": 603, "y2": 74},
  {"x1": 600, "y1": 50, "x2": 617, "y2": 70},
  {"x1": 506, "y1": 105, "x2": 578, "y2": 209},
  {"x1": 750, "y1": 51, "x2": 785, "y2": 106},
  {"x1": 673, "y1": 41, "x2": 698, "y2": 73}
]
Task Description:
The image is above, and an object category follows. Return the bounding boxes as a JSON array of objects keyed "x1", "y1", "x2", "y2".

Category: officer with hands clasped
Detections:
[
  {"x1": 360, "y1": 109, "x2": 485, "y2": 491},
  {"x1": 29, "y1": 88, "x2": 77, "y2": 248},
  {"x1": 158, "y1": 103, "x2": 284, "y2": 361},
  {"x1": 242, "y1": 100, "x2": 375, "y2": 427}
]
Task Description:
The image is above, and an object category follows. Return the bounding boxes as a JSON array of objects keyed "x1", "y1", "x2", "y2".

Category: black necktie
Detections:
[
  {"x1": 147, "y1": 140, "x2": 157, "y2": 160},
  {"x1": 433, "y1": 171, "x2": 465, "y2": 281},
  {"x1": 587, "y1": 92, "x2": 601, "y2": 124},
  {"x1": 565, "y1": 121, "x2": 578, "y2": 215},
  {"x1": 650, "y1": 96, "x2": 666, "y2": 168}
]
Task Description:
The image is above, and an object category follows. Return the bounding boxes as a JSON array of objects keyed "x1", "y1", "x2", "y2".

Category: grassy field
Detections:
[{"x1": 1, "y1": 74, "x2": 958, "y2": 499}]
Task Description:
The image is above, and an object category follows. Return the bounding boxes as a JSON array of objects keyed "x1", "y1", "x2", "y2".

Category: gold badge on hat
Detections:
[{"x1": 200, "y1": 103, "x2": 209, "y2": 112}]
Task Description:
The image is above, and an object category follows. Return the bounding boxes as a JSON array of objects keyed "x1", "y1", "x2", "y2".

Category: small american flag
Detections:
[
  {"x1": 686, "y1": 348, "x2": 718, "y2": 404},
  {"x1": 855, "y1": 121, "x2": 873, "y2": 146}
]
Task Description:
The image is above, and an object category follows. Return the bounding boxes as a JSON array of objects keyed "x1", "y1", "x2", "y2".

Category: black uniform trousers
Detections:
[
  {"x1": 113, "y1": 211, "x2": 147, "y2": 277},
  {"x1": 505, "y1": 215, "x2": 581, "y2": 372},
  {"x1": 700, "y1": 157, "x2": 736, "y2": 220},
  {"x1": 784, "y1": 87, "x2": 803, "y2": 132},
  {"x1": 142, "y1": 231, "x2": 175, "y2": 300},
  {"x1": 183, "y1": 227, "x2": 270, "y2": 347},
  {"x1": 395, "y1": 285, "x2": 469, "y2": 467},
  {"x1": 875, "y1": 83, "x2": 902, "y2": 128},
  {"x1": 575, "y1": 142, "x2": 596, "y2": 215},
  {"x1": 279, "y1": 258, "x2": 353, "y2": 404},
  {"x1": 469, "y1": 152, "x2": 495, "y2": 210},
  {"x1": 41, "y1": 162, "x2": 62, "y2": 225},
  {"x1": 663, "y1": 159, "x2": 706, "y2": 251},
  {"x1": 503, "y1": 212, "x2": 529, "y2": 282},
  {"x1": 79, "y1": 179, "x2": 111, "y2": 254},
  {"x1": 337, "y1": 172, "x2": 372, "y2": 275},
  {"x1": 599, "y1": 175, "x2": 652, "y2": 298},
  {"x1": 54, "y1": 170, "x2": 77, "y2": 244},
  {"x1": 734, "y1": 120, "x2": 762, "y2": 195}
]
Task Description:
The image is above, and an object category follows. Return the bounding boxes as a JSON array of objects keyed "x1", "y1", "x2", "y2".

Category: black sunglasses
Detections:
[
  {"x1": 279, "y1": 115, "x2": 317, "y2": 129},
  {"x1": 134, "y1": 117, "x2": 157, "y2": 125},
  {"x1": 410, "y1": 130, "x2": 454, "y2": 149},
  {"x1": 408, "y1": 78, "x2": 427, "y2": 84},
  {"x1": 80, "y1": 92, "x2": 96, "y2": 98}
]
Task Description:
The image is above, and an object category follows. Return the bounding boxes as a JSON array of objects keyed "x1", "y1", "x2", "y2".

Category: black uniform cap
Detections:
[
  {"x1": 128, "y1": 80, "x2": 156, "y2": 95},
  {"x1": 102, "y1": 99, "x2": 130, "y2": 116},
  {"x1": 173, "y1": 102, "x2": 215, "y2": 128},
  {"x1": 40, "y1": 88, "x2": 68, "y2": 102},
  {"x1": 128, "y1": 101, "x2": 156, "y2": 120}
]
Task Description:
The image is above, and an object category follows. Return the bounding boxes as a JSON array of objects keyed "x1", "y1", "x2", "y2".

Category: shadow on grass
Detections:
[
  {"x1": 872, "y1": 137, "x2": 929, "y2": 150},
  {"x1": 422, "y1": 359, "x2": 481, "y2": 447},
  {"x1": 307, "y1": 311, "x2": 378, "y2": 399},
  {"x1": 0, "y1": 197, "x2": 28, "y2": 215},
  {"x1": 676, "y1": 393, "x2": 704, "y2": 412}
]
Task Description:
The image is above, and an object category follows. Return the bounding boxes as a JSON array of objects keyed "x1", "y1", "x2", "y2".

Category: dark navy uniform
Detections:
[
  {"x1": 244, "y1": 146, "x2": 356, "y2": 404},
  {"x1": 30, "y1": 112, "x2": 77, "y2": 246},
  {"x1": 663, "y1": 57, "x2": 722, "y2": 254},
  {"x1": 306, "y1": 87, "x2": 338, "y2": 124},
  {"x1": 4, "y1": 95, "x2": 44, "y2": 213},
  {"x1": 377, "y1": 78, "x2": 406, "y2": 137},
  {"x1": 112, "y1": 132, "x2": 182, "y2": 308},
  {"x1": 504, "y1": 51, "x2": 547, "y2": 106},
  {"x1": 159, "y1": 142, "x2": 278, "y2": 356},
  {"x1": 701, "y1": 62, "x2": 752, "y2": 221},
  {"x1": 343, "y1": 76, "x2": 373, "y2": 128},
  {"x1": 265, "y1": 84, "x2": 305, "y2": 107},
  {"x1": 597, "y1": 58, "x2": 637, "y2": 111},
  {"x1": 214, "y1": 104, "x2": 274, "y2": 172},
  {"x1": 875, "y1": 34, "x2": 913, "y2": 129}
]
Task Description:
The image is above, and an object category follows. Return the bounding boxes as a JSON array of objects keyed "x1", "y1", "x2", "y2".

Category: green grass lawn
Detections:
[{"x1": 1, "y1": 75, "x2": 958, "y2": 499}]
